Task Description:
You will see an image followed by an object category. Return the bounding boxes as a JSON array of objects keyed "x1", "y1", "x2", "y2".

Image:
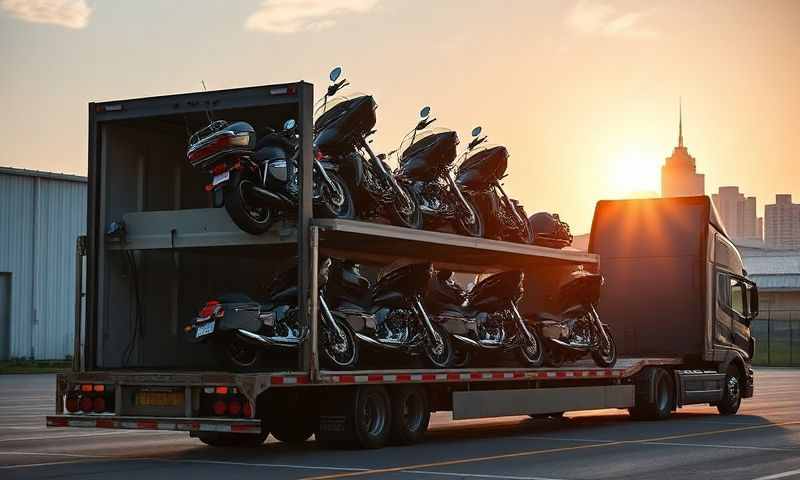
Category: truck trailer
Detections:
[{"x1": 46, "y1": 82, "x2": 756, "y2": 449}]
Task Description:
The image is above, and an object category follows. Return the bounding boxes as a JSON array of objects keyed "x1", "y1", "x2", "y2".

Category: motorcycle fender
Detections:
[{"x1": 318, "y1": 159, "x2": 340, "y2": 172}]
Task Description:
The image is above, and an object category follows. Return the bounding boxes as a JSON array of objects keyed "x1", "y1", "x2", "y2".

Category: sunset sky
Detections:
[{"x1": 1, "y1": 0, "x2": 798, "y2": 233}]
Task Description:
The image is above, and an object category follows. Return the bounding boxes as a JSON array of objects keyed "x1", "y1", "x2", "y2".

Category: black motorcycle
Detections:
[
  {"x1": 532, "y1": 269, "x2": 617, "y2": 367},
  {"x1": 425, "y1": 269, "x2": 544, "y2": 367},
  {"x1": 456, "y1": 127, "x2": 533, "y2": 244},
  {"x1": 188, "y1": 118, "x2": 354, "y2": 235},
  {"x1": 323, "y1": 259, "x2": 454, "y2": 368},
  {"x1": 314, "y1": 67, "x2": 422, "y2": 228},
  {"x1": 184, "y1": 260, "x2": 358, "y2": 370},
  {"x1": 394, "y1": 108, "x2": 484, "y2": 237}
]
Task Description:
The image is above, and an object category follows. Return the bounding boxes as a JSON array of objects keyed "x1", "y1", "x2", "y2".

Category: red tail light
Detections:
[
  {"x1": 79, "y1": 396, "x2": 93, "y2": 412},
  {"x1": 198, "y1": 301, "x2": 221, "y2": 319},
  {"x1": 66, "y1": 396, "x2": 79, "y2": 413},
  {"x1": 93, "y1": 397, "x2": 107, "y2": 413},
  {"x1": 228, "y1": 399, "x2": 242, "y2": 417},
  {"x1": 212, "y1": 400, "x2": 227, "y2": 416},
  {"x1": 242, "y1": 401, "x2": 253, "y2": 418}
]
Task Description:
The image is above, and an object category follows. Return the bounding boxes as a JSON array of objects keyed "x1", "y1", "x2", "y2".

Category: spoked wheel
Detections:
[
  {"x1": 517, "y1": 327, "x2": 545, "y2": 367},
  {"x1": 218, "y1": 336, "x2": 261, "y2": 371},
  {"x1": 454, "y1": 196, "x2": 484, "y2": 238},
  {"x1": 321, "y1": 318, "x2": 359, "y2": 369},
  {"x1": 391, "y1": 183, "x2": 423, "y2": 229},
  {"x1": 317, "y1": 172, "x2": 355, "y2": 219},
  {"x1": 591, "y1": 325, "x2": 617, "y2": 367},
  {"x1": 514, "y1": 208, "x2": 534, "y2": 244},
  {"x1": 424, "y1": 324, "x2": 454, "y2": 368},
  {"x1": 223, "y1": 169, "x2": 274, "y2": 234}
]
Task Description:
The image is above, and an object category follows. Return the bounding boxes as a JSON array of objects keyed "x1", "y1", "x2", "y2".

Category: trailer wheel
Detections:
[
  {"x1": 390, "y1": 385, "x2": 430, "y2": 445},
  {"x1": 716, "y1": 366, "x2": 742, "y2": 416},
  {"x1": 197, "y1": 432, "x2": 268, "y2": 447},
  {"x1": 271, "y1": 419, "x2": 316, "y2": 444},
  {"x1": 629, "y1": 368, "x2": 674, "y2": 421},
  {"x1": 354, "y1": 386, "x2": 392, "y2": 449}
]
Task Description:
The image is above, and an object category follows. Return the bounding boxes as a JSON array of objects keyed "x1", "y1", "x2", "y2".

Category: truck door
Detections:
[{"x1": 714, "y1": 270, "x2": 753, "y2": 357}]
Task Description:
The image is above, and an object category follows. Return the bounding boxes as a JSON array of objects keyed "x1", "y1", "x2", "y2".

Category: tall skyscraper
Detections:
[
  {"x1": 661, "y1": 103, "x2": 705, "y2": 197},
  {"x1": 712, "y1": 186, "x2": 762, "y2": 242},
  {"x1": 765, "y1": 194, "x2": 800, "y2": 249}
]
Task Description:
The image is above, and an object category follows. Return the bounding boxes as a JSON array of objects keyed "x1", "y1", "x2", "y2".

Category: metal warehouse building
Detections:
[{"x1": 0, "y1": 167, "x2": 87, "y2": 360}]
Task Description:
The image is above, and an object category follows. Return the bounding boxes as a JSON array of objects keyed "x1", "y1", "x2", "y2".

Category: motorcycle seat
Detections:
[{"x1": 534, "y1": 312, "x2": 560, "y2": 322}]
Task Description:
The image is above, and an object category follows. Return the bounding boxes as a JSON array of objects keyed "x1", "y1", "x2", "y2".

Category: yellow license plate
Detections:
[{"x1": 135, "y1": 391, "x2": 184, "y2": 407}]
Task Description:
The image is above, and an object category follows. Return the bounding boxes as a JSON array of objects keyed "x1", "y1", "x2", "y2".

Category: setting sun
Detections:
[{"x1": 607, "y1": 144, "x2": 661, "y2": 198}]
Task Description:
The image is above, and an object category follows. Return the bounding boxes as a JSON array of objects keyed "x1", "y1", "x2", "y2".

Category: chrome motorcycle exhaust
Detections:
[{"x1": 234, "y1": 329, "x2": 305, "y2": 348}]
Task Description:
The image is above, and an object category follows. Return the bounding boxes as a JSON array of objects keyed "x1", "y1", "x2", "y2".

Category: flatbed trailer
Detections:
[{"x1": 46, "y1": 82, "x2": 754, "y2": 449}]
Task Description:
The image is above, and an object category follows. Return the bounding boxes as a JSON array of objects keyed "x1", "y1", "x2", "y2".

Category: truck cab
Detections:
[{"x1": 589, "y1": 196, "x2": 757, "y2": 401}]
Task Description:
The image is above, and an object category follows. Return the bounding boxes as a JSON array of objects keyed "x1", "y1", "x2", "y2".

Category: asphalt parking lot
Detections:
[{"x1": 1, "y1": 369, "x2": 799, "y2": 480}]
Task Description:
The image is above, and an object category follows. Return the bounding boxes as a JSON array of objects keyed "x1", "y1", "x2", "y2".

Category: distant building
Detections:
[
  {"x1": 712, "y1": 186, "x2": 762, "y2": 243},
  {"x1": 661, "y1": 104, "x2": 705, "y2": 198},
  {"x1": 765, "y1": 194, "x2": 800, "y2": 249},
  {"x1": 0, "y1": 167, "x2": 86, "y2": 360}
]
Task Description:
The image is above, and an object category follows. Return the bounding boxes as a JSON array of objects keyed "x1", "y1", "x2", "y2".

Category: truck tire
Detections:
[
  {"x1": 716, "y1": 366, "x2": 742, "y2": 416},
  {"x1": 389, "y1": 385, "x2": 430, "y2": 445},
  {"x1": 354, "y1": 386, "x2": 392, "y2": 449},
  {"x1": 197, "y1": 432, "x2": 268, "y2": 447},
  {"x1": 628, "y1": 368, "x2": 674, "y2": 421}
]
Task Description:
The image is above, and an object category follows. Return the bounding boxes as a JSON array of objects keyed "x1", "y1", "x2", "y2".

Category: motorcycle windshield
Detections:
[
  {"x1": 314, "y1": 92, "x2": 370, "y2": 121},
  {"x1": 458, "y1": 144, "x2": 509, "y2": 180},
  {"x1": 397, "y1": 128, "x2": 457, "y2": 164}
]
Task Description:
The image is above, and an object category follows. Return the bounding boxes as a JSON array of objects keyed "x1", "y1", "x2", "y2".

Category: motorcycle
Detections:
[
  {"x1": 187, "y1": 112, "x2": 354, "y2": 235},
  {"x1": 425, "y1": 269, "x2": 544, "y2": 368},
  {"x1": 455, "y1": 127, "x2": 533, "y2": 244},
  {"x1": 184, "y1": 260, "x2": 359, "y2": 370},
  {"x1": 394, "y1": 107, "x2": 484, "y2": 237},
  {"x1": 323, "y1": 259, "x2": 454, "y2": 368},
  {"x1": 314, "y1": 67, "x2": 422, "y2": 228},
  {"x1": 532, "y1": 269, "x2": 617, "y2": 367},
  {"x1": 529, "y1": 212, "x2": 573, "y2": 249}
]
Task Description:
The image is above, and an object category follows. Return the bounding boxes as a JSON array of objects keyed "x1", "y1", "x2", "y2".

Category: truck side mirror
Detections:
[{"x1": 748, "y1": 283, "x2": 759, "y2": 320}]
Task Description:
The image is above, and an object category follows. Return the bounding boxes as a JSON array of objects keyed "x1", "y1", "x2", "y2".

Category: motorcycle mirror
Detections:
[
  {"x1": 329, "y1": 66, "x2": 342, "y2": 83},
  {"x1": 471, "y1": 126, "x2": 482, "y2": 137},
  {"x1": 283, "y1": 118, "x2": 296, "y2": 131},
  {"x1": 420, "y1": 106, "x2": 431, "y2": 119}
]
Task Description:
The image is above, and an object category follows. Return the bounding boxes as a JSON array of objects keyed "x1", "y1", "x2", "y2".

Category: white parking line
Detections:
[
  {"x1": 0, "y1": 431, "x2": 146, "y2": 442},
  {"x1": 403, "y1": 470, "x2": 565, "y2": 480},
  {"x1": 516, "y1": 436, "x2": 615, "y2": 443},
  {"x1": 751, "y1": 469, "x2": 800, "y2": 480},
  {"x1": 0, "y1": 460, "x2": 92, "y2": 470},
  {"x1": 645, "y1": 441, "x2": 796, "y2": 452}
]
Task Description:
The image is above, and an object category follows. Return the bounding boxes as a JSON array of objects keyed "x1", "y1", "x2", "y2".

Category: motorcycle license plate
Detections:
[
  {"x1": 196, "y1": 321, "x2": 216, "y2": 338},
  {"x1": 212, "y1": 171, "x2": 230, "y2": 186}
]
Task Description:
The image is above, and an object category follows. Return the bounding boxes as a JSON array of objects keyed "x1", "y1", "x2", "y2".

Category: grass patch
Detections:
[{"x1": 0, "y1": 360, "x2": 72, "y2": 374}]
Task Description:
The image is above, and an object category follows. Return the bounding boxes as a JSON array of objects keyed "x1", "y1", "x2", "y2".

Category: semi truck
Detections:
[{"x1": 46, "y1": 82, "x2": 757, "y2": 448}]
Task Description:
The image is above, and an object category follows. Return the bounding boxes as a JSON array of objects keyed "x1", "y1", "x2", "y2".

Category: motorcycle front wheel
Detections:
[
  {"x1": 591, "y1": 325, "x2": 617, "y2": 368},
  {"x1": 317, "y1": 172, "x2": 355, "y2": 219},
  {"x1": 424, "y1": 324, "x2": 454, "y2": 368},
  {"x1": 517, "y1": 327, "x2": 545, "y2": 367},
  {"x1": 454, "y1": 196, "x2": 484, "y2": 238},
  {"x1": 391, "y1": 182, "x2": 424, "y2": 229},
  {"x1": 223, "y1": 169, "x2": 275, "y2": 235},
  {"x1": 321, "y1": 317, "x2": 359, "y2": 369}
]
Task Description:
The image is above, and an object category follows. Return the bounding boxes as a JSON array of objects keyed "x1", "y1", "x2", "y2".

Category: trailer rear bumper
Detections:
[{"x1": 46, "y1": 415, "x2": 262, "y2": 434}]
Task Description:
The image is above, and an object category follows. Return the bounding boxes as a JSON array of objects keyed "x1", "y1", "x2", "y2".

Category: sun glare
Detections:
[{"x1": 607, "y1": 145, "x2": 660, "y2": 198}]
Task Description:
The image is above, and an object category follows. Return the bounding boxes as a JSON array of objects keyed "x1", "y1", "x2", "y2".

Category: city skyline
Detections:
[{"x1": 1, "y1": 0, "x2": 799, "y2": 233}]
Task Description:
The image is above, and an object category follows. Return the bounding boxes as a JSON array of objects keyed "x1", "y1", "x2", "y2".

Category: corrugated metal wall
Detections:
[{"x1": 0, "y1": 171, "x2": 86, "y2": 360}]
